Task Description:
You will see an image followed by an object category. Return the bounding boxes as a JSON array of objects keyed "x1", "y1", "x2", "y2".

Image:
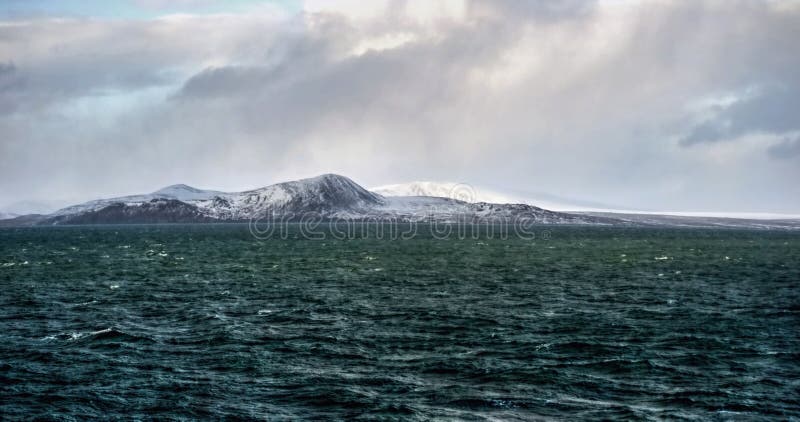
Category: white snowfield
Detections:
[
  {"x1": 371, "y1": 181, "x2": 593, "y2": 211},
  {"x1": 370, "y1": 182, "x2": 519, "y2": 204}
]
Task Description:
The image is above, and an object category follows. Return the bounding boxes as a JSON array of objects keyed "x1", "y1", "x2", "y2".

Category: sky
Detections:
[{"x1": 1, "y1": 0, "x2": 799, "y2": 214}]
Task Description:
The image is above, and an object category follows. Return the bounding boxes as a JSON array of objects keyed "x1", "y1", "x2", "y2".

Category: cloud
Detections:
[
  {"x1": 768, "y1": 135, "x2": 800, "y2": 159},
  {"x1": 680, "y1": 85, "x2": 800, "y2": 146},
  {"x1": 0, "y1": 0, "x2": 799, "y2": 213}
]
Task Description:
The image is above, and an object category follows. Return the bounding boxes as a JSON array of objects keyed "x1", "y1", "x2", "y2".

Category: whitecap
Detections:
[
  {"x1": 555, "y1": 395, "x2": 665, "y2": 414},
  {"x1": 90, "y1": 328, "x2": 113, "y2": 336},
  {"x1": 57, "y1": 332, "x2": 87, "y2": 341},
  {"x1": 717, "y1": 410, "x2": 747, "y2": 415},
  {"x1": 109, "y1": 284, "x2": 120, "y2": 289}
]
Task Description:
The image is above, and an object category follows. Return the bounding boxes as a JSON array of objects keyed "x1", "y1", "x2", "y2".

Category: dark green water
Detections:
[{"x1": 1, "y1": 225, "x2": 798, "y2": 420}]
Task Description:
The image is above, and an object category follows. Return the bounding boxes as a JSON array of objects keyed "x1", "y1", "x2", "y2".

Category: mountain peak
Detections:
[
  {"x1": 269, "y1": 173, "x2": 383, "y2": 210},
  {"x1": 300, "y1": 173, "x2": 354, "y2": 184},
  {"x1": 150, "y1": 184, "x2": 222, "y2": 201},
  {"x1": 153, "y1": 184, "x2": 202, "y2": 194}
]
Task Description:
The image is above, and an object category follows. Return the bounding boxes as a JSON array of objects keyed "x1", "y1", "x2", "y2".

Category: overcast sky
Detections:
[{"x1": 1, "y1": 0, "x2": 799, "y2": 213}]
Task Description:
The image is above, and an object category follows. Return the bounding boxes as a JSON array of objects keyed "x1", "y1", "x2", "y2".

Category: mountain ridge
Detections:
[
  {"x1": 1, "y1": 174, "x2": 798, "y2": 229},
  {"x1": 8, "y1": 174, "x2": 606, "y2": 226}
]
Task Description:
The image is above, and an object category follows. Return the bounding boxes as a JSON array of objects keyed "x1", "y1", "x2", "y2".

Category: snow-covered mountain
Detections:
[
  {"x1": 190, "y1": 173, "x2": 384, "y2": 220},
  {"x1": 5, "y1": 174, "x2": 796, "y2": 229},
  {"x1": 51, "y1": 184, "x2": 224, "y2": 217},
  {"x1": 151, "y1": 184, "x2": 224, "y2": 201},
  {"x1": 35, "y1": 174, "x2": 603, "y2": 225}
]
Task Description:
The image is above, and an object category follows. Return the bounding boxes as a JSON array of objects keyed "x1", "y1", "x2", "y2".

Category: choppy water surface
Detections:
[{"x1": 1, "y1": 225, "x2": 798, "y2": 420}]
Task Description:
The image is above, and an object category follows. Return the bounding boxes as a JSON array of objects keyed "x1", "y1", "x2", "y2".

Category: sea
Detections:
[{"x1": 1, "y1": 224, "x2": 798, "y2": 420}]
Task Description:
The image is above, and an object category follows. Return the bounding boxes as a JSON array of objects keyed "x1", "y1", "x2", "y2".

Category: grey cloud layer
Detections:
[
  {"x1": 680, "y1": 85, "x2": 800, "y2": 146},
  {"x1": 768, "y1": 135, "x2": 800, "y2": 159},
  {"x1": 1, "y1": 0, "x2": 799, "y2": 213}
]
